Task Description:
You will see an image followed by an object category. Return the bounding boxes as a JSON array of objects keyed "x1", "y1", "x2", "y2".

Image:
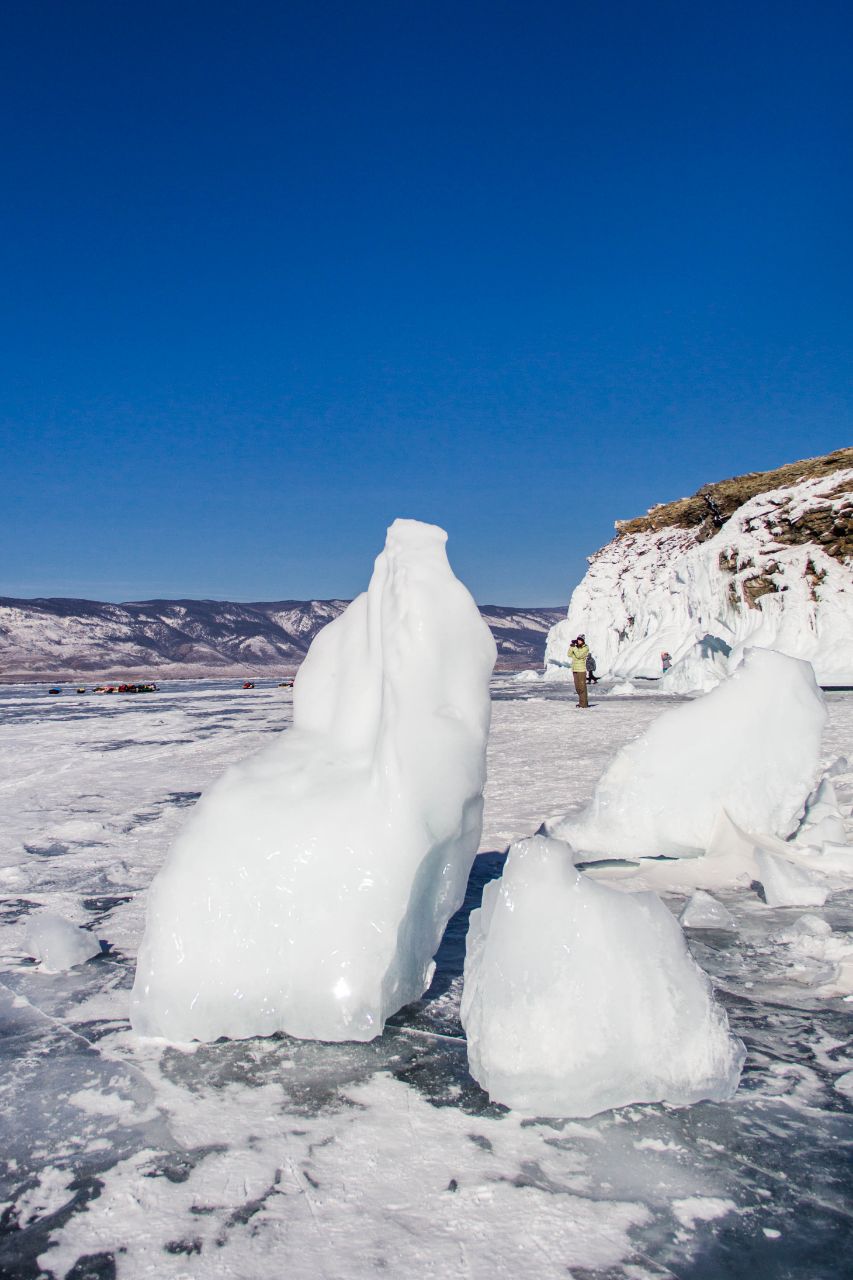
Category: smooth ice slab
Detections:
[
  {"x1": 131, "y1": 520, "x2": 496, "y2": 1042},
  {"x1": 549, "y1": 649, "x2": 826, "y2": 860},
  {"x1": 25, "y1": 912, "x2": 101, "y2": 973},
  {"x1": 461, "y1": 836, "x2": 745, "y2": 1117}
]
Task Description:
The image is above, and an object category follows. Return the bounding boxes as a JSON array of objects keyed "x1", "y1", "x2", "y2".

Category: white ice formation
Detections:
[
  {"x1": 679, "y1": 891, "x2": 736, "y2": 931},
  {"x1": 131, "y1": 520, "x2": 496, "y2": 1043},
  {"x1": 25, "y1": 912, "x2": 101, "y2": 973},
  {"x1": 548, "y1": 649, "x2": 825, "y2": 861},
  {"x1": 461, "y1": 836, "x2": 745, "y2": 1117},
  {"x1": 545, "y1": 455, "x2": 853, "y2": 690}
]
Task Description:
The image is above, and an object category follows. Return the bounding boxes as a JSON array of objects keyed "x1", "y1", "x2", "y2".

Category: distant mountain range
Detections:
[{"x1": 0, "y1": 597, "x2": 565, "y2": 681}]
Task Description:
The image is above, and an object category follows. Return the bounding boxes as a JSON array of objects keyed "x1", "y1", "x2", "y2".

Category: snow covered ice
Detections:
[
  {"x1": 549, "y1": 649, "x2": 826, "y2": 863},
  {"x1": 461, "y1": 835, "x2": 745, "y2": 1117},
  {"x1": 24, "y1": 911, "x2": 101, "y2": 972},
  {"x1": 132, "y1": 520, "x2": 496, "y2": 1043},
  {"x1": 1, "y1": 673, "x2": 852, "y2": 1277}
]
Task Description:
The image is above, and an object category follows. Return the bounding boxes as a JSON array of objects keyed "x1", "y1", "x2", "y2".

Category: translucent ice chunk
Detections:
[
  {"x1": 680, "y1": 891, "x2": 736, "y2": 931},
  {"x1": 25, "y1": 912, "x2": 101, "y2": 973},
  {"x1": 461, "y1": 836, "x2": 745, "y2": 1117},
  {"x1": 131, "y1": 520, "x2": 496, "y2": 1043}
]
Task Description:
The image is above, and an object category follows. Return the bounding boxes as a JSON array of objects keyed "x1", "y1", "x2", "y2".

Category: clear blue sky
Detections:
[{"x1": 1, "y1": 1, "x2": 850, "y2": 605}]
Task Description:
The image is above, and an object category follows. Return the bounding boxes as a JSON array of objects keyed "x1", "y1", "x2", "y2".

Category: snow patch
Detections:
[{"x1": 671, "y1": 1196, "x2": 738, "y2": 1229}]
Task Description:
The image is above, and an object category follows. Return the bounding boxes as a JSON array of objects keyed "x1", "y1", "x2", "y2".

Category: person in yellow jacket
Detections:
[{"x1": 568, "y1": 634, "x2": 590, "y2": 708}]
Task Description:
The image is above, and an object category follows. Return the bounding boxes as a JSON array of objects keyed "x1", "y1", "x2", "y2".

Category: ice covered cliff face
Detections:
[
  {"x1": 131, "y1": 519, "x2": 496, "y2": 1043},
  {"x1": 545, "y1": 461, "x2": 853, "y2": 687}
]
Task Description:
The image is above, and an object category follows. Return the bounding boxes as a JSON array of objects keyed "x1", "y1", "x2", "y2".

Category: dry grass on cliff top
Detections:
[{"x1": 616, "y1": 447, "x2": 853, "y2": 537}]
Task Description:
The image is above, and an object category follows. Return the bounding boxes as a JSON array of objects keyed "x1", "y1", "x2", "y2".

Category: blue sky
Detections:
[{"x1": 2, "y1": 1, "x2": 850, "y2": 605}]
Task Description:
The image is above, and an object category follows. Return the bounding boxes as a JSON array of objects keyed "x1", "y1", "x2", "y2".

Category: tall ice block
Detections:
[{"x1": 132, "y1": 519, "x2": 496, "y2": 1042}]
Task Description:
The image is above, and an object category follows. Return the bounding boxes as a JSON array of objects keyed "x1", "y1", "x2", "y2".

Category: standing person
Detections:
[
  {"x1": 586, "y1": 649, "x2": 599, "y2": 684},
  {"x1": 568, "y1": 634, "x2": 590, "y2": 708}
]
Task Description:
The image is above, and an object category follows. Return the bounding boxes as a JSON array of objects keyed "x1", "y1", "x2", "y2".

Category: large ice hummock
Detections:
[
  {"x1": 131, "y1": 520, "x2": 496, "y2": 1043},
  {"x1": 549, "y1": 649, "x2": 826, "y2": 860},
  {"x1": 461, "y1": 837, "x2": 745, "y2": 1117}
]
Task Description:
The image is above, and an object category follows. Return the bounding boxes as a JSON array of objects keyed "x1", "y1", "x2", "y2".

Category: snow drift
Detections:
[
  {"x1": 131, "y1": 520, "x2": 496, "y2": 1043},
  {"x1": 461, "y1": 836, "x2": 745, "y2": 1117},
  {"x1": 545, "y1": 454, "x2": 853, "y2": 690},
  {"x1": 548, "y1": 649, "x2": 825, "y2": 860}
]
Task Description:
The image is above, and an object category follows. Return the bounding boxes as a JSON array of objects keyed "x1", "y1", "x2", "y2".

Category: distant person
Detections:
[
  {"x1": 568, "y1": 635, "x2": 590, "y2": 708},
  {"x1": 661, "y1": 651, "x2": 672, "y2": 674},
  {"x1": 586, "y1": 650, "x2": 599, "y2": 684}
]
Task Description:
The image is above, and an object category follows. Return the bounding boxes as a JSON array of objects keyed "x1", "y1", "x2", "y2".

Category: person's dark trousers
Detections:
[{"x1": 573, "y1": 670, "x2": 589, "y2": 707}]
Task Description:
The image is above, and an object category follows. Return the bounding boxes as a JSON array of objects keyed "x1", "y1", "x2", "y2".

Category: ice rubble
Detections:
[
  {"x1": 131, "y1": 520, "x2": 496, "y2": 1043},
  {"x1": 545, "y1": 466, "x2": 853, "y2": 689},
  {"x1": 461, "y1": 836, "x2": 745, "y2": 1117},
  {"x1": 773, "y1": 915, "x2": 853, "y2": 996},
  {"x1": 548, "y1": 649, "x2": 825, "y2": 861},
  {"x1": 679, "y1": 891, "x2": 735, "y2": 931},
  {"x1": 25, "y1": 912, "x2": 101, "y2": 973}
]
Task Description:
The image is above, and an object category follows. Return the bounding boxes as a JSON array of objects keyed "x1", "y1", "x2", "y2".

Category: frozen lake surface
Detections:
[{"x1": 0, "y1": 677, "x2": 851, "y2": 1278}]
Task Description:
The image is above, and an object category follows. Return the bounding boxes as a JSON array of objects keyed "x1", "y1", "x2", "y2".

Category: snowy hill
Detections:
[
  {"x1": 545, "y1": 448, "x2": 853, "y2": 688},
  {"x1": 0, "y1": 596, "x2": 563, "y2": 681}
]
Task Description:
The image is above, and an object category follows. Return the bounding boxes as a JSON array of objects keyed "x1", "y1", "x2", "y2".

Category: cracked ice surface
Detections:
[{"x1": 0, "y1": 677, "x2": 851, "y2": 1278}]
